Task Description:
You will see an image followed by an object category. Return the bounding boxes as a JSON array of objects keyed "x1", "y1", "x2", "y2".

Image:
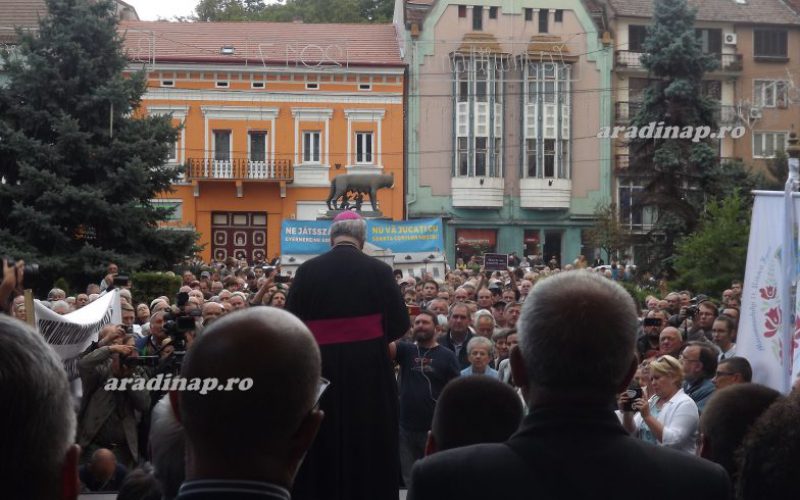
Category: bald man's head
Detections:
[{"x1": 179, "y1": 308, "x2": 322, "y2": 485}]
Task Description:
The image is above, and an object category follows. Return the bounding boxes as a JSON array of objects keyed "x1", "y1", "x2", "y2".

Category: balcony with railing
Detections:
[
  {"x1": 615, "y1": 51, "x2": 742, "y2": 74},
  {"x1": 614, "y1": 154, "x2": 743, "y2": 176},
  {"x1": 186, "y1": 158, "x2": 293, "y2": 182}
]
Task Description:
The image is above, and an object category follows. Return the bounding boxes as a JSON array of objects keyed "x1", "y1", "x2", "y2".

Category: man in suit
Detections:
[
  {"x1": 177, "y1": 308, "x2": 324, "y2": 500},
  {"x1": 409, "y1": 271, "x2": 731, "y2": 500},
  {"x1": 287, "y1": 211, "x2": 410, "y2": 500}
]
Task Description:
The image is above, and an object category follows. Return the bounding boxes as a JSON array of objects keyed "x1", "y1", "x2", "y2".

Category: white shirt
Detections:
[
  {"x1": 633, "y1": 388, "x2": 699, "y2": 454},
  {"x1": 718, "y1": 343, "x2": 737, "y2": 361}
]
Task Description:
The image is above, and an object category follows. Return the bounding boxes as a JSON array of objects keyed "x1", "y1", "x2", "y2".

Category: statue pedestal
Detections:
[{"x1": 318, "y1": 210, "x2": 388, "y2": 220}]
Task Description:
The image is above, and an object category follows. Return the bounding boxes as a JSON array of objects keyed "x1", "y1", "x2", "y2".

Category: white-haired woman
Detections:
[
  {"x1": 461, "y1": 336, "x2": 499, "y2": 378},
  {"x1": 619, "y1": 354, "x2": 699, "y2": 454}
]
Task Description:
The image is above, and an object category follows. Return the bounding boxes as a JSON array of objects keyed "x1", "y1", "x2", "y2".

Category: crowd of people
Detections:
[{"x1": 1, "y1": 211, "x2": 800, "y2": 500}]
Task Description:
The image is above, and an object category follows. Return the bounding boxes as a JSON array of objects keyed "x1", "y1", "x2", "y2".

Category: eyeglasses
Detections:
[
  {"x1": 679, "y1": 356, "x2": 701, "y2": 363},
  {"x1": 313, "y1": 378, "x2": 331, "y2": 409},
  {"x1": 714, "y1": 371, "x2": 735, "y2": 378}
]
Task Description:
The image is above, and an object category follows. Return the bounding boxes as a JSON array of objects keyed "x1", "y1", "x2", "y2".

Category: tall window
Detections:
[
  {"x1": 214, "y1": 131, "x2": 231, "y2": 161},
  {"x1": 167, "y1": 141, "x2": 178, "y2": 162},
  {"x1": 538, "y1": 9, "x2": 549, "y2": 33},
  {"x1": 524, "y1": 62, "x2": 571, "y2": 179},
  {"x1": 695, "y1": 28, "x2": 722, "y2": 57},
  {"x1": 754, "y1": 29, "x2": 788, "y2": 58},
  {"x1": 628, "y1": 25, "x2": 648, "y2": 52},
  {"x1": 453, "y1": 56, "x2": 504, "y2": 177},
  {"x1": 618, "y1": 181, "x2": 657, "y2": 231},
  {"x1": 249, "y1": 131, "x2": 267, "y2": 162},
  {"x1": 356, "y1": 132, "x2": 373, "y2": 164},
  {"x1": 302, "y1": 131, "x2": 321, "y2": 163},
  {"x1": 473, "y1": 6, "x2": 483, "y2": 30},
  {"x1": 754, "y1": 80, "x2": 789, "y2": 108}
]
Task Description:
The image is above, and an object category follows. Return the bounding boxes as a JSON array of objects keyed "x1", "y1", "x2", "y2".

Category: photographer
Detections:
[
  {"x1": 1, "y1": 258, "x2": 25, "y2": 316},
  {"x1": 77, "y1": 331, "x2": 150, "y2": 469}
]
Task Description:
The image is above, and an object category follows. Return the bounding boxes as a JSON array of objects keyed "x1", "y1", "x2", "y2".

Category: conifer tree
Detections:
[{"x1": 0, "y1": 0, "x2": 197, "y2": 291}]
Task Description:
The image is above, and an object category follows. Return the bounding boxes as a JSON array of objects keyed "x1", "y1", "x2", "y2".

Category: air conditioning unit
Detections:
[
  {"x1": 749, "y1": 107, "x2": 763, "y2": 119},
  {"x1": 724, "y1": 33, "x2": 737, "y2": 46}
]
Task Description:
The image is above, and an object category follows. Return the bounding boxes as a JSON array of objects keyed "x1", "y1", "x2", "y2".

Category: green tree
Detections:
[
  {"x1": 586, "y1": 203, "x2": 633, "y2": 264},
  {"x1": 624, "y1": 0, "x2": 719, "y2": 276},
  {"x1": 194, "y1": 0, "x2": 394, "y2": 23},
  {"x1": 759, "y1": 149, "x2": 789, "y2": 190},
  {"x1": 0, "y1": 0, "x2": 198, "y2": 293},
  {"x1": 672, "y1": 191, "x2": 750, "y2": 297}
]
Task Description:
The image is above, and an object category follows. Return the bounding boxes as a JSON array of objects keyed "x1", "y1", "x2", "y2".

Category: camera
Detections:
[
  {"x1": 123, "y1": 324, "x2": 134, "y2": 335},
  {"x1": 162, "y1": 292, "x2": 195, "y2": 357},
  {"x1": 685, "y1": 305, "x2": 699, "y2": 317},
  {"x1": 113, "y1": 275, "x2": 130, "y2": 287},
  {"x1": 122, "y1": 355, "x2": 160, "y2": 367},
  {"x1": 622, "y1": 387, "x2": 643, "y2": 412},
  {"x1": 2, "y1": 256, "x2": 39, "y2": 279}
]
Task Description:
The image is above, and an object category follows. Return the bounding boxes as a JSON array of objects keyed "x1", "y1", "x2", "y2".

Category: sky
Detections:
[{"x1": 124, "y1": 0, "x2": 197, "y2": 20}]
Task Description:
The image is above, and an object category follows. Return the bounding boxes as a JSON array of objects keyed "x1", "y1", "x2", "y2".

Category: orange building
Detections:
[{"x1": 120, "y1": 21, "x2": 406, "y2": 263}]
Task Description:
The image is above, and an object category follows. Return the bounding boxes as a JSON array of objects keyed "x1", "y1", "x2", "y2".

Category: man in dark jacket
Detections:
[
  {"x1": 409, "y1": 271, "x2": 730, "y2": 500},
  {"x1": 437, "y1": 302, "x2": 474, "y2": 369},
  {"x1": 287, "y1": 211, "x2": 410, "y2": 500}
]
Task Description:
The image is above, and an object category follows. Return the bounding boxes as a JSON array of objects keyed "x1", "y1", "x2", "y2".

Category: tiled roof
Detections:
[
  {"x1": 607, "y1": 0, "x2": 800, "y2": 25},
  {"x1": 119, "y1": 20, "x2": 404, "y2": 67}
]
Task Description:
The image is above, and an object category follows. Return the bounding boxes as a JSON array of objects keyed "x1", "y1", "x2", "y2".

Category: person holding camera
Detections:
[
  {"x1": 77, "y1": 330, "x2": 150, "y2": 469},
  {"x1": 620, "y1": 355, "x2": 699, "y2": 454}
]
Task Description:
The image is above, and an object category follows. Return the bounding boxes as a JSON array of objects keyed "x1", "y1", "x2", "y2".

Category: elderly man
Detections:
[
  {"x1": 408, "y1": 271, "x2": 730, "y2": 500},
  {"x1": 176, "y1": 308, "x2": 323, "y2": 500},
  {"x1": 1, "y1": 315, "x2": 81, "y2": 500},
  {"x1": 201, "y1": 301, "x2": 224, "y2": 326},
  {"x1": 659, "y1": 326, "x2": 683, "y2": 358},
  {"x1": 78, "y1": 448, "x2": 128, "y2": 492},
  {"x1": 287, "y1": 211, "x2": 410, "y2": 500}
]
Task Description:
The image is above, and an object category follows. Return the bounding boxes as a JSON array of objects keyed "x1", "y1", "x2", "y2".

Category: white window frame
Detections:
[
  {"x1": 524, "y1": 62, "x2": 571, "y2": 179},
  {"x1": 213, "y1": 130, "x2": 232, "y2": 161},
  {"x1": 215, "y1": 81, "x2": 229, "y2": 88},
  {"x1": 753, "y1": 80, "x2": 789, "y2": 108},
  {"x1": 167, "y1": 140, "x2": 178, "y2": 163},
  {"x1": 355, "y1": 132, "x2": 374, "y2": 164},
  {"x1": 251, "y1": 81, "x2": 265, "y2": 89},
  {"x1": 753, "y1": 131, "x2": 787, "y2": 158},
  {"x1": 302, "y1": 131, "x2": 321, "y2": 163}
]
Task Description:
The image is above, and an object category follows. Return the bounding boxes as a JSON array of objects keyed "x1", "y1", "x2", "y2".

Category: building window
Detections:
[
  {"x1": 473, "y1": 6, "x2": 483, "y2": 30},
  {"x1": 251, "y1": 81, "x2": 265, "y2": 89},
  {"x1": 754, "y1": 80, "x2": 789, "y2": 108},
  {"x1": 754, "y1": 29, "x2": 788, "y2": 59},
  {"x1": 524, "y1": 62, "x2": 571, "y2": 179},
  {"x1": 618, "y1": 181, "x2": 657, "y2": 232},
  {"x1": 215, "y1": 81, "x2": 229, "y2": 88},
  {"x1": 695, "y1": 28, "x2": 722, "y2": 56},
  {"x1": 161, "y1": 80, "x2": 174, "y2": 87},
  {"x1": 628, "y1": 25, "x2": 648, "y2": 52},
  {"x1": 753, "y1": 132, "x2": 787, "y2": 158},
  {"x1": 359, "y1": 83, "x2": 372, "y2": 91},
  {"x1": 452, "y1": 55, "x2": 504, "y2": 178},
  {"x1": 525, "y1": 8, "x2": 533, "y2": 21},
  {"x1": 555, "y1": 9, "x2": 563, "y2": 23},
  {"x1": 167, "y1": 141, "x2": 178, "y2": 162},
  {"x1": 458, "y1": 5, "x2": 467, "y2": 18},
  {"x1": 302, "y1": 131, "x2": 321, "y2": 163},
  {"x1": 538, "y1": 9, "x2": 549, "y2": 33},
  {"x1": 249, "y1": 131, "x2": 267, "y2": 162},
  {"x1": 489, "y1": 7, "x2": 498, "y2": 19},
  {"x1": 306, "y1": 82, "x2": 319, "y2": 90},
  {"x1": 213, "y1": 130, "x2": 231, "y2": 161},
  {"x1": 355, "y1": 132, "x2": 373, "y2": 164}
]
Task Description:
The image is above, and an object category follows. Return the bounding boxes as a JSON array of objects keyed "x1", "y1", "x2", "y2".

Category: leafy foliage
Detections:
[
  {"x1": 672, "y1": 191, "x2": 750, "y2": 297},
  {"x1": 0, "y1": 0, "x2": 198, "y2": 294},
  {"x1": 586, "y1": 203, "x2": 633, "y2": 263},
  {"x1": 130, "y1": 272, "x2": 183, "y2": 306},
  {"x1": 194, "y1": 0, "x2": 394, "y2": 23}
]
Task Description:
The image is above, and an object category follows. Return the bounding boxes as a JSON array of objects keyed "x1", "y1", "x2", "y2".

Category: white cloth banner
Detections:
[
  {"x1": 738, "y1": 192, "x2": 800, "y2": 393},
  {"x1": 34, "y1": 290, "x2": 121, "y2": 380}
]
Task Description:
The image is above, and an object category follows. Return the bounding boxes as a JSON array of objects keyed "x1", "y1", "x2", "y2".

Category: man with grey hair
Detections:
[
  {"x1": 287, "y1": 211, "x2": 410, "y2": 500},
  {"x1": 0, "y1": 315, "x2": 81, "y2": 500},
  {"x1": 409, "y1": 271, "x2": 730, "y2": 500}
]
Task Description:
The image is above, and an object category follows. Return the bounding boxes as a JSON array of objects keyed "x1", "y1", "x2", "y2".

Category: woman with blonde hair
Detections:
[{"x1": 619, "y1": 355, "x2": 699, "y2": 454}]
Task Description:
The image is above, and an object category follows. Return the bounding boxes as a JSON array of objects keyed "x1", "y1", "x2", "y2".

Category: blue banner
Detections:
[{"x1": 281, "y1": 218, "x2": 444, "y2": 254}]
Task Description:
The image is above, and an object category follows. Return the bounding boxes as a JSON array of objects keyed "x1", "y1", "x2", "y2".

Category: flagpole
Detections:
[{"x1": 786, "y1": 130, "x2": 800, "y2": 391}]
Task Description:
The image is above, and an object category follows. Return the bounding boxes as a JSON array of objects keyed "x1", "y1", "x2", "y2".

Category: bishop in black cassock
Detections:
[{"x1": 287, "y1": 211, "x2": 410, "y2": 500}]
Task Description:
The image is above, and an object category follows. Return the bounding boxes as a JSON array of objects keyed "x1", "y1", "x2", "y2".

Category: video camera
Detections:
[
  {"x1": 122, "y1": 355, "x2": 160, "y2": 367},
  {"x1": 2, "y1": 256, "x2": 39, "y2": 279},
  {"x1": 161, "y1": 292, "x2": 196, "y2": 362}
]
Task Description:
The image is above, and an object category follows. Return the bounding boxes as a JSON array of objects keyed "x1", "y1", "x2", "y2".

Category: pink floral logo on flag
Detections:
[
  {"x1": 760, "y1": 286, "x2": 777, "y2": 300},
  {"x1": 764, "y1": 307, "x2": 782, "y2": 338}
]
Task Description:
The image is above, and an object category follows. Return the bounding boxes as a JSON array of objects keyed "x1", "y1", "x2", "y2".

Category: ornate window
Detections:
[
  {"x1": 452, "y1": 55, "x2": 504, "y2": 177},
  {"x1": 523, "y1": 62, "x2": 571, "y2": 179}
]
